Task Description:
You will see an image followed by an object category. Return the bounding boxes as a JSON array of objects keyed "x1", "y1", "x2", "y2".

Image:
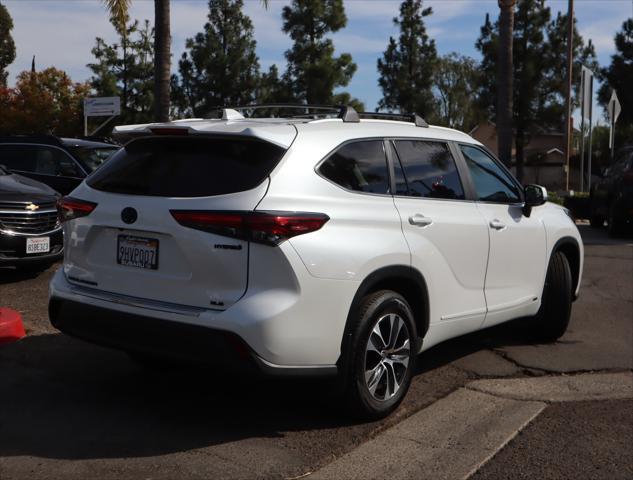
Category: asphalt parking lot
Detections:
[{"x1": 1, "y1": 225, "x2": 632, "y2": 479}]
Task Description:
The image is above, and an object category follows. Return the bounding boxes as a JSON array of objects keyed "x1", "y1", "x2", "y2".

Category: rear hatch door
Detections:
[{"x1": 64, "y1": 134, "x2": 289, "y2": 310}]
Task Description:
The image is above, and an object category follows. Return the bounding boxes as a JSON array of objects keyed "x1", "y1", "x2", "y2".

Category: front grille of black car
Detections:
[
  {"x1": 0, "y1": 207, "x2": 60, "y2": 234},
  {"x1": 0, "y1": 201, "x2": 57, "y2": 210}
]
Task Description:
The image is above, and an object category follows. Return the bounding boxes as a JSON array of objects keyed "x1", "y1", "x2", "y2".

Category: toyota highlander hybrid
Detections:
[{"x1": 49, "y1": 106, "x2": 583, "y2": 418}]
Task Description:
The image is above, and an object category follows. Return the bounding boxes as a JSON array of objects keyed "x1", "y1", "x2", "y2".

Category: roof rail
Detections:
[{"x1": 357, "y1": 112, "x2": 429, "y2": 128}]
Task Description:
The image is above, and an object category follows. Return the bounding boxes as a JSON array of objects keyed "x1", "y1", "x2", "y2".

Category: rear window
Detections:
[
  {"x1": 318, "y1": 140, "x2": 390, "y2": 194},
  {"x1": 87, "y1": 136, "x2": 286, "y2": 197},
  {"x1": 69, "y1": 146, "x2": 119, "y2": 172}
]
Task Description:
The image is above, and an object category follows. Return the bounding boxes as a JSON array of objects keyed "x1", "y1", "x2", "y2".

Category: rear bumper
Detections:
[
  {"x1": 49, "y1": 296, "x2": 259, "y2": 372},
  {"x1": 48, "y1": 270, "x2": 341, "y2": 376}
]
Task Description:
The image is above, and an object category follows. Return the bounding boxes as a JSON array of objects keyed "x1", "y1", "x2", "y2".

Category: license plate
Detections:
[
  {"x1": 117, "y1": 235, "x2": 159, "y2": 270},
  {"x1": 26, "y1": 237, "x2": 50, "y2": 254}
]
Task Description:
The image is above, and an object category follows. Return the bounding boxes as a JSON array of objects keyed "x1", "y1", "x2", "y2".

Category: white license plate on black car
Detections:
[
  {"x1": 26, "y1": 237, "x2": 50, "y2": 254},
  {"x1": 117, "y1": 235, "x2": 159, "y2": 270}
]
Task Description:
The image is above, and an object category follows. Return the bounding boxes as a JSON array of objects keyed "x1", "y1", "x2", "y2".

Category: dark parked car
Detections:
[
  {"x1": 0, "y1": 136, "x2": 119, "y2": 195},
  {"x1": 0, "y1": 164, "x2": 63, "y2": 267},
  {"x1": 590, "y1": 146, "x2": 633, "y2": 236}
]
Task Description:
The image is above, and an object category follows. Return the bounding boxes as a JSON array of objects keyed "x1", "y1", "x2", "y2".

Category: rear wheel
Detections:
[
  {"x1": 532, "y1": 251, "x2": 572, "y2": 342},
  {"x1": 589, "y1": 212, "x2": 604, "y2": 229},
  {"x1": 342, "y1": 290, "x2": 417, "y2": 420},
  {"x1": 607, "y1": 203, "x2": 623, "y2": 237}
]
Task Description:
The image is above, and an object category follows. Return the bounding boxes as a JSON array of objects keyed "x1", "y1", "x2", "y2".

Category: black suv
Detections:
[
  {"x1": 590, "y1": 146, "x2": 633, "y2": 236},
  {"x1": 0, "y1": 136, "x2": 119, "y2": 195},
  {"x1": 0, "y1": 164, "x2": 63, "y2": 267}
]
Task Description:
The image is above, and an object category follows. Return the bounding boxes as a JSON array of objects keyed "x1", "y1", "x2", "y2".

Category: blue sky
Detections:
[{"x1": 3, "y1": 0, "x2": 631, "y2": 122}]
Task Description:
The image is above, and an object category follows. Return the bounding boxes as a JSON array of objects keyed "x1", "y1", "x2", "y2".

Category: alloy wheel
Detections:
[{"x1": 363, "y1": 313, "x2": 411, "y2": 401}]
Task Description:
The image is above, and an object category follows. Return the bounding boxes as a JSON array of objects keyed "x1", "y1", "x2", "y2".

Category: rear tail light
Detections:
[
  {"x1": 57, "y1": 197, "x2": 98, "y2": 223},
  {"x1": 170, "y1": 210, "x2": 329, "y2": 246}
]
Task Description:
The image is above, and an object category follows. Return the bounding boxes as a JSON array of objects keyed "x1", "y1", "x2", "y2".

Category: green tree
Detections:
[
  {"x1": 103, "y1": 0, "x2": 170, "y2": 122},
  {"x1": 0, "y1": 68, "x2": 90, "y2": 136},
  {"x1": 497, "y1": 0, "x2": 516, "y2": 168},
  {"x1": 255, "y1": 65, "x2": 294, "y2": 104},
  {"x1": 282, "y1": 0, "x2": 357, "y2": 104},
  {"x1": 541, "y1": 11, "x2": 599, "y2": 128},
  {"x1": 0, "y1": 1, "x2": 16, "y2": 87},
  {"x1": 377, "y1": 0, "x2": 437, "y2": 116},
  {"x1": 511, "y1": 0, "x2": 551, "y2": 180},
  {"x1": 477, "y1": 2, "x2": 599, "y2": 180},
  {"x1": 175, "y1": 0, "x2": 260, "y2": 117},
  {"x1": 88, "y1": 16, "x2": 155, "y2": 125},
  {"x1": 433, "y1": 53, "x2": 482, "y2": 130},
  {"x1": 475, "y1": 13, "x2": 498, "y2": 121},
  {"x1": 598, "y1": 18, "x2": 633, "y2": 137}
]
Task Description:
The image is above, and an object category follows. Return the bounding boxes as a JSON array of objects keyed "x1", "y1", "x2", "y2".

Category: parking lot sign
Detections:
[
  {"x1": 84, "y1": 97, "x2": 121, "y2": 117},
  {"x1": 83, "y1": 97, "x2": 121, "y2": 136}
]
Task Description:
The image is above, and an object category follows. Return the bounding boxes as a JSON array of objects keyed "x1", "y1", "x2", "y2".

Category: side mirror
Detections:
[{"x1": 523, "y1": 184, "x2": 548, "y2": 217}]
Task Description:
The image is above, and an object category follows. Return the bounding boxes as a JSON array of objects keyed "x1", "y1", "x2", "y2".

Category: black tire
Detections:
[
  {"x1": 607, "y1": 203, "x2": 623, "y2": 237},
  {"x1": 589, "y1": 213, "x2": 604, "y2": 229},
  {"x1": 341, "y1": 290, "x2": 417, "y2": 420},
  {"x1": 532, "y1": 251, "x2": 572, "y2": 342}
]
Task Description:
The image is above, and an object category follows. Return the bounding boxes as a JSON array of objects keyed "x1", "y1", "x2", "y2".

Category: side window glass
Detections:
[
  {"x1": 391, "y1": 143, "x2": 409, "y2": 196},
  {"x1": 460, "y1": 145, "x2": 521, "y2": 203},
  {"x1": 393, "y1": 140, "x2": 465, "y2": 200},
  {"x1": 0, "y1": 145, "x2": 36, "y2": 172},
  {"x1": 318, "y1": 140, "x2": 390, "y2": 194},
  {"x1": 34, "y1": 147, "x2": 81, "y2": 177}
]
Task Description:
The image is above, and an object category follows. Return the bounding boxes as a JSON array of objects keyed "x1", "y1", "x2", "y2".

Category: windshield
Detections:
[{"x1": 69, "y1": 146, "x2": 119, "y2": 172}]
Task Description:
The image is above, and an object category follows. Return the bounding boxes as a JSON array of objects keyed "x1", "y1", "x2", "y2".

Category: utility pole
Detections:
[{"x1": 564, "y1": 0, "x2": 574, "y2": 191}]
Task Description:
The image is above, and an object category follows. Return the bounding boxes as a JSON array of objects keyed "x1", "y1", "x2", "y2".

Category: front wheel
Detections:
[
  {"x1": 342, "y1": 290, "x2": 417, "y2": 420},
  {"x1": 532, "y1": 251, "x2": 572, "y2": 342}
]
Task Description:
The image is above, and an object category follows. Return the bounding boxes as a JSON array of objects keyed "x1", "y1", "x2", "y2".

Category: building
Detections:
[{"x1": 469, "y1": 120, "x2": 582, "y2": 192}]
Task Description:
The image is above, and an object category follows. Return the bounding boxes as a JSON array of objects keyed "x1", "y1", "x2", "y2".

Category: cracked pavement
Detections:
[{"x1": 0, "y1": 225, "x2": 631, "y2": 479}]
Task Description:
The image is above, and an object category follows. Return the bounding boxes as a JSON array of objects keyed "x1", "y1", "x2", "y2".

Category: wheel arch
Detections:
[
  {"x1": 337, "y1": 265, "x2": 430, "y2": 368},
  {"x1": 551, "y1": 236, "x2": 581, "y2": 300}
]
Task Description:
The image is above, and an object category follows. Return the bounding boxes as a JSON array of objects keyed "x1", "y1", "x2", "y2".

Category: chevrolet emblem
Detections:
[{"x1": 26, "y1": 203, "x2": 39, "y2": 211}]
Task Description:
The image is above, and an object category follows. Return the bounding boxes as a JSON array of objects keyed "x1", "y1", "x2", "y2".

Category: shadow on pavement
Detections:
[
  {"x1": 577, "y1": 224, "x2": 633, "y2": 246},
  {"x1": 0, "y1": 317, "x2": 536, "y2": 463}
]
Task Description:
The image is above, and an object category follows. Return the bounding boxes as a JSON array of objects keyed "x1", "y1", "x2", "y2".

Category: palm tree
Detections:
[
  {"x1": 102, "y1": 0, "x2": 269, "y2": 123},
  {"x1": 497, "y1": 0, "x2": 515, "y2": 168}
]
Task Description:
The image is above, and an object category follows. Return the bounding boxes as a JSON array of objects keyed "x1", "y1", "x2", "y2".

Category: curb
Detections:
[{"x1": 309, "y1": 372, "x2": 633, "y2": 480}]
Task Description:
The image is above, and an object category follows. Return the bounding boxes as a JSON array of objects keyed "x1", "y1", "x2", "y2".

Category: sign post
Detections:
[
  {"x1": 83, "y1": 97, "x2": 121, "y2": 137},
  {"x1": 607, "y1": 90, "x2": 621, "y2": 163},
  {"x1": 579, "y1": 66, "x2": 593, "y2": 192}
]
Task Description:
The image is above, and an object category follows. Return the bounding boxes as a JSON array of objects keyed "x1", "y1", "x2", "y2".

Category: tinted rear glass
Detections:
[
  {"x1": 318, "y1": 140, "x2": 390, "y2": 194},
  {"x1": 87, "y1": 136, "x2": 286, "y2": 197}
]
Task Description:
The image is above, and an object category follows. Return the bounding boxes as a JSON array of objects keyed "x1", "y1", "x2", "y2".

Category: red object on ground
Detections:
[{"x1": 0, "y1": 308, "x2": 26, "y2": 345}]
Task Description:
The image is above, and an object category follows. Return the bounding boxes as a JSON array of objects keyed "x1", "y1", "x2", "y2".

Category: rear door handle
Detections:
[
  {"x1": 409, "y1": 214, "x2": 433, "y2": 227},
  {"x1": 489, "y1": 219, "x2": 506, "y2": 230}
]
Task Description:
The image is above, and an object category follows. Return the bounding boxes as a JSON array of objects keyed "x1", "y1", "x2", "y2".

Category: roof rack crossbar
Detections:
[
  {"x1": 357, "y1": 112, "x2": 429, "y2": 128},
  {"x1": 229, "y1": 104, "x2": 360, "y2": 122}
]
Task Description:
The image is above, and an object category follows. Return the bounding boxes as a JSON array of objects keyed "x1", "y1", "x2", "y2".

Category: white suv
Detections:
[{"x1": 49, "y1": 106, "x2": 583, "y2": 418}]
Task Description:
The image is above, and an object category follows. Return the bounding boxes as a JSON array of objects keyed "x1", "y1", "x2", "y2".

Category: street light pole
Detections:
[{"x1": 564, "y1": 0, "x2": 574, "y2": 191}]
